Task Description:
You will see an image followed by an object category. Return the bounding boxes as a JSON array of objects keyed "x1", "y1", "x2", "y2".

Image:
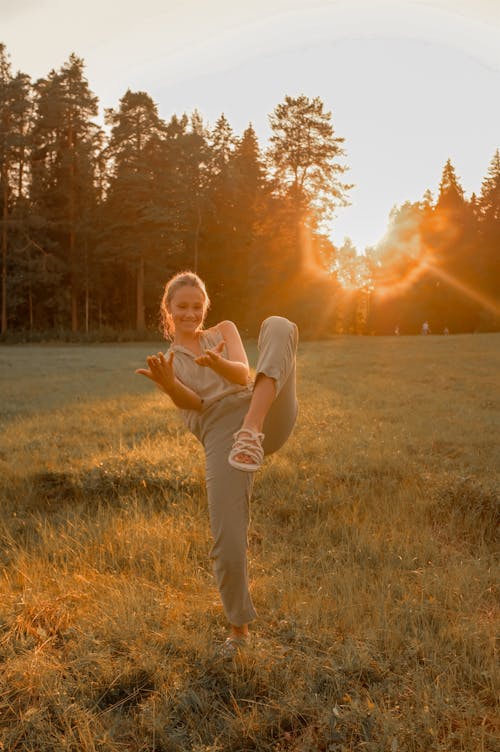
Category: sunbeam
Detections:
[{"x1": 426, "y1": 263, "x2": 500, "y2": 317}]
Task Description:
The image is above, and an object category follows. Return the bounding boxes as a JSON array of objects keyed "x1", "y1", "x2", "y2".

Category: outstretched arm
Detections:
[
  {"x1": 136, "y1": 351, "x2": 203, "y2": 411},
  {"x1": 195, "y1": 321, "x2": 250, "y2": 386}
]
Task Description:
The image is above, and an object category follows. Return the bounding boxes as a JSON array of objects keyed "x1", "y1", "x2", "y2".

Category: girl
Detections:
[{"x1": 136, "y1": 271, "x2": 298, "y2": 653}]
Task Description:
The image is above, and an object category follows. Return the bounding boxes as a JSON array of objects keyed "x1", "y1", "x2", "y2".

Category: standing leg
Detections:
[{"x1": 203, "y1": 401, "x2": 258, "y2": 635}]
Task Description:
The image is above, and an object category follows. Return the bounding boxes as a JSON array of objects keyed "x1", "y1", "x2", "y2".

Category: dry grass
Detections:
[{"x1": 0, "y1": 335, "x2": 498, "y2": 751}]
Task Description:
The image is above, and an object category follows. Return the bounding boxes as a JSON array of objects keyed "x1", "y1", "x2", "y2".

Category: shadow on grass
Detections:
[{"x1": 1, "y1": 466, "x2": 204, "y2": 515}]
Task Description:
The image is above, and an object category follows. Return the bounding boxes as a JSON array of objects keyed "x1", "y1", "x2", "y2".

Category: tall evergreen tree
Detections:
[
  {"x1": 162, "y1": 111, "x2": 209, "y2": 275},
  {"x1": 0, "y1": 44, "x2": 32, "y2": 333},
  {"x1": 268, "y1": 94, "x2": 351, "y2": 225},
  {"x1": 199, "y1": 114, "x2": 239, "y2": 320},
  {"x1": 225, "y1": 124, "x2": 266, "y2": 328},
  {"x1": 476, "y1": 149, "x2": 500, "y2": 326},
  {"x1": 187, "y1": 110, "x2": 210, "y2": 274},
  {"x1": 264, "y1": 95, "x2": 351, "y2": 330},
  {"x1": 434, "y1": 159, "x2": 480, "y2": 330},
  {"x1": 478, "y1": 149, "x2": 500, "y2": 222},
  {"x1": 437, "y1": 158, "x2": 465, "y2": 212},
  {"x1": 30, "y1": 54, "x2": 100, "y2": 331},
  {"x1": 103, "y1": 90, "x2": 168, "y2": 330}
]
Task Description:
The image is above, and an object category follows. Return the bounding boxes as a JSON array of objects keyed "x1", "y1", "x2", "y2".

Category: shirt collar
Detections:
[{"x1": 169, "y1": 331, "x2": 206, "y2": 358}]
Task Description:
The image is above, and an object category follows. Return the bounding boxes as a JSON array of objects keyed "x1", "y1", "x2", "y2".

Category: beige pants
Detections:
[{"x1": 192, "y1": 316, "x2": 299, "y2": 626}]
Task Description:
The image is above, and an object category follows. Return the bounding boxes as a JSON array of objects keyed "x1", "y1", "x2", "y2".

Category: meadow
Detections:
[{"x1": 0, "y1": 334, "x2": 498, "y2": 751}]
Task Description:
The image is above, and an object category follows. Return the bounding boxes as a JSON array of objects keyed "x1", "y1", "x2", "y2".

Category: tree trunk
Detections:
[
  {"x1": 136, "y1": 254, "x2": 145, "y2": 331},
  {"x1": 84, "y1": 240, "x2": 89, "y2": 333},
  {"x1": 193, "y1": 203, "x2": 201, "y2": 273},
  {"x1": 68, "y1": 116, "x2": 78, "y2": 332},
  {"x1": 85, "y1": 284, "x2": 89, "y2": 333},
  {"x1": 29, "y1": 285, "x2": 33, "y2": 331},
  {"x1": 71, "y1": 273, "x2": 78, "y2": 332},
  {"x1": 1, "y1": 175, "x2": 8, "y2": 334}
]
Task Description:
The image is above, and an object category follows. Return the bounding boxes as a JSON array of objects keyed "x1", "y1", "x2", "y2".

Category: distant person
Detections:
[
  {"x1": 443, "y1": 326, "x2": 450, "y2": 335},
  {"x1": 394, "y1": 325, "x2": 400, "y2": 335},
  {"x1": 421, "y1": 320, "x2": 430, "y2": 335},
  {"x1": 136, "y1": 271, "x2": 298, "y2": 656}
]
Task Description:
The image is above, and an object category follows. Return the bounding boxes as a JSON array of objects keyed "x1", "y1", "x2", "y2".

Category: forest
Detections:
[{"x1": 1, "y1": 44, "x2": 499, "y2": 339}]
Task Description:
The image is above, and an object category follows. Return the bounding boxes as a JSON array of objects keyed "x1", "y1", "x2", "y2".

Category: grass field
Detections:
[{"x1": 0, "y1": 334, "x2": 498, "y2": 751}]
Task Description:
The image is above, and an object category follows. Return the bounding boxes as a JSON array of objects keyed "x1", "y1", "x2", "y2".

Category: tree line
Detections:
[
  {"x1": 339, "y1": 156, "x2": 500, "y2": 335},
  {"x1": 1, "y1": 44, "x2": 498, "y2": 339}
]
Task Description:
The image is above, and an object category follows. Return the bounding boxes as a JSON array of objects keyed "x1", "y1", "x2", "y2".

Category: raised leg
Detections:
[
  {"x1": 240, "y1": 374, "x2": 276, "y2": 434},
  {"x1": 231, "y1": 316, "x2": 299, "y2": 467}
]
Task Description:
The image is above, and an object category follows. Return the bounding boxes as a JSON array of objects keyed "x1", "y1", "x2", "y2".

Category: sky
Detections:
[{"x1": 2, "y1": 0, "x2": 500, "y2": 252}]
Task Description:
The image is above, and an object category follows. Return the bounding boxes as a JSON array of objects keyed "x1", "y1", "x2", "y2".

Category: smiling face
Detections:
[{"x1": 167, "y1": 284, "x2": 207, "y2": 339}]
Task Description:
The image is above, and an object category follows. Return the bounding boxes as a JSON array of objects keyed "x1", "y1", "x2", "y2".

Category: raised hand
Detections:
[
  {"x1": 135, "y1": 350, "x2": 176, "y2": 394},
  {"x1": 194, "y1": 341, "x2": 225, "y2": 369}
]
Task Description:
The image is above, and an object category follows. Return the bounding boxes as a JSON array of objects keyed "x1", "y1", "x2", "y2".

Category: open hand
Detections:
[
  {"x1": 135, "y1": 351, "x2": 176, "y2": 393},
  {"x1": 195, "y1": 341, "x2": 225, "y2": 369}
]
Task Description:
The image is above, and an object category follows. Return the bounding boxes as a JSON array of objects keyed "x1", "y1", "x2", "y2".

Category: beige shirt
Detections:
[{"x1": 167, "y1": 327, "x2": 252, "y2": 427}]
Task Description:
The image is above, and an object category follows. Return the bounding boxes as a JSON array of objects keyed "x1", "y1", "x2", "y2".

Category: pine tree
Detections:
[
  {"x1": 30, "y1": 54, "x2": 101, "y2": 331},
  {"x1": 476, "y1": 149, "x2": 500, "y2": 326},
  {"x1": 268, "y1": 94, "x2": 351, "y2": 225},
  {"x1": 162, "y1": 111, "x2": 209, "y2": 275},
  {"x1": 209, "y1": 113, "x2": 235, "y2": 177},
  {"x1": 437, "y1": 158, "x2": 465, "y2": 211},
  {"x1": 264, "y1": 95, "x2": 351, "y2": 328},
  {"x1": 187, "y1": 110, "x2": 210, "y2": 273},
  {"x1": 225, "y1": 124, "x2": 266, "y2": 328},
  {"x1": 103, "y1": 90, "x2": 168, "y2": 331},
  {"x1": 421, "y1": 188, "x2": 434, "y2": 208},
  {"x1": 199, "y1": 114, "x2": 239, "y2": 320},
  {"x1": 478, "y1": 149, "x2": 500, "y2": 222},
  {"x1": 0, "y1": 44, "x2": 32, "y2": 333}
]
